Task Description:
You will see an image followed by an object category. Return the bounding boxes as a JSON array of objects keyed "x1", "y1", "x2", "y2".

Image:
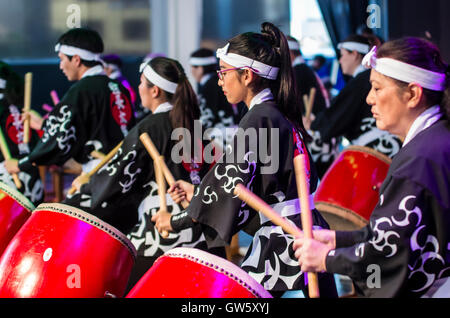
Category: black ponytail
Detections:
[
  {"x1": 261, "y1": 22, "x2": 309, "y2": 141},
  {"x1": 228, "y1": 22, "x2": 310, "y2": 142},
  {"x1": 169, "y1": 59, "x2": 201, "y2": 152},
  {"x1": 146, "y1": 57, "x2": 200, "y2": 154}
]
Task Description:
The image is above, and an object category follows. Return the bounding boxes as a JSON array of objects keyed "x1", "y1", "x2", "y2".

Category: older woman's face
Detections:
[{"x1": 366, "y1": 70, "x2": 410, "y2": 136}]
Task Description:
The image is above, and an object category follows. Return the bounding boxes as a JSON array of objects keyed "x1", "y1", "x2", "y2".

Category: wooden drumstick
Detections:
[
  {"x1": 305, "y1": 87, "x2": 316, "y2": 121},
  {"x1": 233, "y1": 183, "x2": 302, "y2": 237},
  {"x1": 50, "y1": 90, "x2": 60, "y2": 106},
  {"x1": 303, "y1": 94, "x2": 309, "y2": 116},
  {"x1": 0, "y1": 127, "x2": 22, "y2": 188},
  {"x1": 90, "y1": 150, "x2": 105, "y2": 160},
  {"x1": 67, "y1": 141, "x2": 123, "y2": 195},
  {"x1": 155, "y1": 156, "x2": 169, "y2": 238},
  {"x1": 23, "y1": 72, "x2": 33, "y2": 144},
  {"x1": 294, "y1": 154, "x2": 320, "y2": 298},
  {"x1": 139, "y1": 132, "x2": 189, "y2": 209}
]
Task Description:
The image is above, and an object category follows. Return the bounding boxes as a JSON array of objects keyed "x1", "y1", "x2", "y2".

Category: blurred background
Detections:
[{"x1": 0, "y1": 0, "x2": 449, "y2": 114}]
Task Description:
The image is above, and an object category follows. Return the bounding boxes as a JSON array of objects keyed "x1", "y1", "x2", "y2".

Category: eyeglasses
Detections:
[{"x1": 216, "y1": 67, "x2": 244, "y2": 81}]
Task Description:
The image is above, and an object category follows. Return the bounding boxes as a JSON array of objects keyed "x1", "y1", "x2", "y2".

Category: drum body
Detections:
[
  {"x1": 126, "y1": 247, "x2": 272, "y2": 298},
  {"x1": 0, "y1": 203, "x2": 136, "y2": 298},
  {"x1": 0, "y1": 182, "x2": 35, "y2": 257},
  {"x1": 314, "y1": 146, "x2": 391, "y2": 231}
]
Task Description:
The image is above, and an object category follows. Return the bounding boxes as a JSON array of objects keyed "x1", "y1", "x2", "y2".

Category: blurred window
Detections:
[
  {"x1": 201, "y1": 0, "x2": 291, "y2": 48},
  {"x1": 0, "y1": 0, "x2": 151, "y2": 60},
  {"x1": 289, "y1": 0, "x2": 336, "y2": 59}
]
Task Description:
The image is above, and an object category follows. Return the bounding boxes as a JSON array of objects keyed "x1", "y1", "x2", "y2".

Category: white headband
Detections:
[
  {"x1": 362, "y1": 46, "x2": 447, "y2": 92},
  {"x1": 189, "y1": 56, "x2": 218, "y2": 66},
  {"x1": 288, "y1": 40, "x2": 301, "y2": 51},
  {"x1": 338, "y1": 41, "x2": 370, "y2": 54},
  {"x1": 140, "y1": 62, "x2": 178, "y2": 94},
  {"x1": 105, "y1": 63, "x2": 120, "y2": 72},
  {"x1": 0, "y1": 78, "x2": 6, "y2": 89},
  {"x1": 216, "y1": 43, "x2": 280, "y2": 80},
  {"x1": 55, "y1": 43, "x2": 102, "y2": 62}
]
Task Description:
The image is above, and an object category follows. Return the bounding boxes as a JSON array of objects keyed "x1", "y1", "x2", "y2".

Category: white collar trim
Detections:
[
  {"x1": 81, "y1": 65, "x2": 106, "y2": 79},
  {"x1": 249, "y1": 88, "x2": 274, "y2": 109},
  {"x1": 403, "y1": 105, "x2": 443, "y2": 147},
  {"x1": 353, "y1": 64, "x2": 366, "y2": 77},
  {"x1": 153, "y1": 102, "x2": 173, "y2": 114}
]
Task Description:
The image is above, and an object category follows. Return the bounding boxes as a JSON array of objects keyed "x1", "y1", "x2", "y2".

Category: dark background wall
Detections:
[
  {"x1": 9, "y1": 58, "x2": 143, "y2": 115},
  {"x1": 388, "y1": 0, "x2": 450, "y2": 62}
]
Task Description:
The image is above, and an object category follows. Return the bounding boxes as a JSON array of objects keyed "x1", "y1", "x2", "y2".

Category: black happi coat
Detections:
[
  {"x1": 326, "y1": 119, "x2": 450, "y2": 297},
  {"x1": 186, "y1": 101, "x2": 333, "y2": 292},
  {"x1": 63, "y1": 110, "x2": 213, "y2": 252},
  {"x1": 18, "y1": 74, "x2": 135, "y2": 172},
  {"x1": 0, "y1": 99, "x2": 43, "y2": 205},
  {"x1": 311, "y1": 70, "x2": 402, "y2": 159}
]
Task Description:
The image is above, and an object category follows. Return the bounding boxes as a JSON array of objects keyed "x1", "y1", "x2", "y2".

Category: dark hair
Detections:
[
  {"x1": 227, "y1": 22, "x2": 310, "y2": 141},
  {"x1": 340, "y1": 34, "x2": 374, "y2": 56},
  {"x1": 0, "y1": 60, "x2": 24, "y2": 107},
  {"x1": 190, "y1": 48, "x2": 218, "y2": 74},
  {"x1": 57, "y1": 28, "x2": 104, "y2": 68},
  {"x1": 313, "y1": 55, "x2": 326, "y2": 68},
  {"x1": 144, "y1": 57, "x2": 200, "y2": 151},
  {"x1": 376, "y1": 37, "x2": 450, "y2": 118}
]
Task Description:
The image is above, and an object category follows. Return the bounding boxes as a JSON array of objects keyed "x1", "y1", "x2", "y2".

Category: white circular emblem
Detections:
[{"x1": 43, "y1": 248, "x2": 53, "y2": 262}]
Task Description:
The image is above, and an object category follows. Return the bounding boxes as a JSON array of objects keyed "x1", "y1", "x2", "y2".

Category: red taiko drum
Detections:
[
  {"x1": 314, "y1": 146, "x2": 391, "y2": 231},
  {"x1": 0, "y1": 203, "x2": 136, "y2": 298},
  {"x1": 0, "y1": 181, "x2": 35, "y2": 257},
  {"x1": 126, "y1": 247, "x2": 272, "y2": 298}
]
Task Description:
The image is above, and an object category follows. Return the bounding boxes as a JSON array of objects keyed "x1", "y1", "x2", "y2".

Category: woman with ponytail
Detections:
[
  {"x1": 153, "y1": 22, "x2": 338, "y2": 297},
  {"x1": 63, "y1": 57, "x2": 222, "y2": 288},
  {"x1": 294, "y1": 37, "x2": 450, "y2": 297}
]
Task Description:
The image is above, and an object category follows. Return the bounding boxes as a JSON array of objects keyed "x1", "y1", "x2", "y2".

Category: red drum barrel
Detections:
[
  {"x1": 126, "y1": 247, "x2": 272, "y2": 298},
  {"x1": 0, "y1": 181, "x2": 35, "y2": 257},
  {"x1": 0, "y1": 203, "x2": 136, "y2": 298},
  {"x1": 314, "y1": 146, "x2": 391, "y2": 231}
]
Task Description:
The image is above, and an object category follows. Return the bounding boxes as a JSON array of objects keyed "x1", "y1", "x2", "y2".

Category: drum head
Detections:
[
  {"x1": 33, "y1": 203, "x2": 137, "y2": 258},
  {"x1": 0, "y1": 181, "x2": 35, "y2": 212},
  {"x1": 165, "y1": 248, "x2": 272, "y2": 298},
  {"x1": 316, "y1": 202, "x2": 369, "y2": 231},
  {"x1": 127, "y1": 247, "x2": 273, "y2": 298}
]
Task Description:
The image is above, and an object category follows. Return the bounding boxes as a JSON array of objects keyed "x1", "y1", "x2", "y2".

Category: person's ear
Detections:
[
  {"x1": 243, "y1": 68, "x2": 256, "y2": 87},
  {"x1": 151, "y1": 85, "x2": 161, "y2": 99},
  {"x1": 72, "y1": 55, "x2": 82, "y2": 67},
  {"x1": 405, "y1": 83, "x2": 424, "y2": 109}
]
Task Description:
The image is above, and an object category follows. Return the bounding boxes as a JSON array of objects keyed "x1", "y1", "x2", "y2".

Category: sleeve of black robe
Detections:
[{"x1": 326, "y1": 175, "x2": 449, "y2": 297}]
